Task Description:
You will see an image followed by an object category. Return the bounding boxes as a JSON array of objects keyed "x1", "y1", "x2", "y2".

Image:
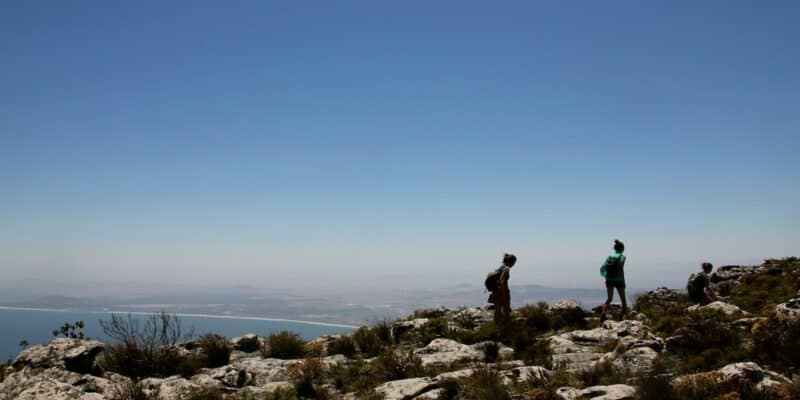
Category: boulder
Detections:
[
  {"x1": 501, "y1": 366, "x2": 551, "y2": 385},
  {"x1": 687, "y1": 301, "x2": 749, "y2": 316},
  {"x1": 373, "y1": 377, "x2": 436, "y2": 400},
  {"x1": 555, "y1": 384, "x2": 636, "y2": 400},
  {"x1": 230, "y1": 333, "x2": 262, "y2": 353},
  {"x1": 548, "y1": 320, "x2": 662, "y2": 372},
  {"x1": 710, "y1": 265, "x2": 760, "y2": 284},
  {"x1": 413, "y1": 339, "x2": 484, "y2": 367},
  {"x1": 674, "y1": 362, "x2": 791, "y2": 391},
  {"x1": 552, "y1": 300, "x2": 581, "y2": 311},
  {"x1": 775, "y1": 294, "x2": 800, "y2": 322},
  {"x1": 13, "y1": 339, "x2": 105, "y2": 375}
]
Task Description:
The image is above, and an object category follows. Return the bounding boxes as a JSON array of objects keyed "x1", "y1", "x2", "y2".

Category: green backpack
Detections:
[{"x1": 605, "y1": 255, "x2": 624, "y2": 279}]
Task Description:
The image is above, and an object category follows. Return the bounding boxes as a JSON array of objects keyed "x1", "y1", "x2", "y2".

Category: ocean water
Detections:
[{"x1": 0, "y1": 308, "x2": 355, "y2": 361}]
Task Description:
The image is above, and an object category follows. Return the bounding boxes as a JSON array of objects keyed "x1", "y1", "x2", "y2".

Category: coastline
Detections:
[{"x1": 0, "y1": 306, "x2": 359, "y2": 329}]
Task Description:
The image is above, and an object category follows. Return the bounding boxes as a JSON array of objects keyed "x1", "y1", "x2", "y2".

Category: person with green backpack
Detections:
[{"x1": 600, "y1": 239, "x2": 627, "y2": 319}]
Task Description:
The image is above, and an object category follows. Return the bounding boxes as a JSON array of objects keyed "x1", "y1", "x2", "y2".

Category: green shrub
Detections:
[
  {"x1": 287, "y1": 357, "x2": 326, "y2": 399},
  {"x1": 327, "y1": 335, "x2": 357, "y2": 358},
  {"x1": 352, "y1": 327, "x2": 385, "y2": 357},
  {"x1": 52, "y1": 321, "x2": 87, "y2": 339},
  {"x1": 198, "y1": 333, "x2": 232, "y2": 368},
  {"x1": 668, "y1": 310, "x2": 746, "y2": 373},
  {"x1": 262, "y1": 331, "x2": 306, "y2": 359},
  {"x1": 634, "y1": 355, "x2": 680, "y2": 400},
  {"x1": 750, "y1": 315, "x2": 800, "y2": 374},
  {"x1": 550, "y1": 307, "x2": 588, "y2": 331},
  {"x1": 518, "y1": 303, "x2": 551, "y2": 332},
  {"x1": 459, "y1": 365, "x2": 510, "y2": 400},
  {"x1": 418, "y1": 318, "x2": 456, "y2": 345},
  {"x1": 374, "y1": 349, "x2": 425, "y2": 382}
]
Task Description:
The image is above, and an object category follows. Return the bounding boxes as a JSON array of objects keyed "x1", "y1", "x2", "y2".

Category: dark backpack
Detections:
[
  {"x1": 485, "y1": 270, "x2": 501, "y2": 292},
  {"x1": 606, "y1": 255, "x2": 623, "y2": 279},
  {"x1": 687, "y1": 273, "x2": 706, "y2": 295}
]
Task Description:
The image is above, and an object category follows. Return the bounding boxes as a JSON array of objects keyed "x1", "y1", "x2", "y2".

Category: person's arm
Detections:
[{"x1": 600, "y1": 256, "x2": 612, "y2": 277}]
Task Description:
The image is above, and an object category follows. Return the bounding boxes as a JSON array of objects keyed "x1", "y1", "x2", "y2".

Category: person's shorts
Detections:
[
  {"x1": 688, "y1": 290, "x2": 708, "y2": 304},
  {"x1": 605, "y1": 280, "x2": 626, "y2": 290}
]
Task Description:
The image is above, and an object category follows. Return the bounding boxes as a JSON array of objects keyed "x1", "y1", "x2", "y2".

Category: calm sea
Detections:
[{"x1": 0, "y1": 308, "x2": 355, "y2": 361}]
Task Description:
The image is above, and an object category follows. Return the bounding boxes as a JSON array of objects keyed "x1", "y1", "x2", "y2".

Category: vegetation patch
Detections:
[
  {"x1": 97, "y1": 312, "x2": 199, "y2": 378},
  {"x1": 728, "y1": 257, "x2": 800, "y2": 315},
  {"x1": 197, "y1": 333, "x2": 232, "y2": 368},
  {"x1": 262, "y1": 331, "x2": 307, "y2": 359}
]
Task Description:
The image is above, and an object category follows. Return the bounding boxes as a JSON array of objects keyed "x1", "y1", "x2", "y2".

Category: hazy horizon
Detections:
[{"x1": 2, "y1": 2, "x2": 798, "y2": 293}]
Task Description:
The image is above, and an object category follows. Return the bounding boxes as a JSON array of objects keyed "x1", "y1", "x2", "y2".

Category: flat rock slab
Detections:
[{"x1": 556, "y1": 384, "x2": 636, "y2": 400}]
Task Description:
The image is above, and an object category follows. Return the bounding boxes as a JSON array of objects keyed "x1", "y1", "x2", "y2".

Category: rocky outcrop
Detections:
[
  {"x1": 775, "y1": 290, "x2": 800, "y2": 322},
  {"x1": 687, "y1": 301, "x2": 749, "y2": 316},
  {"x1": 549, "y1": 320, "x2": 663, "y2": 373},
  {"x1": 412, "y1": 338, "x2": 513, "y2": 367},
  {"x1": 674, "y1": 362, "x2": 791, "y2": 391},
  {"x1": 230, "y1": 333, "x2": 262, "y2": 353},
  {"x1": 710, "y1": 265, "x2": 762, "y2": 284},
  {"x1": 13, "y1": 339, "x2": 105, "y2": 375}
]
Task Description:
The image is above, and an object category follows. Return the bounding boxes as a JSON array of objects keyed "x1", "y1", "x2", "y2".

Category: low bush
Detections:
[
  {"x1": 667, "y1": 310, "x2": 746, "y2": 373},
  {"x1": 459, "y1": 365, "x2": 511, "y2": 400},
  {"x1": 262, "y1": 331, "x2": 306, "y2": 359},
  {"x1": 198, "y1": 333, "x2": 232, "y2": 368},
  {"x1": 287, "y1": 357, "x2": 326, "y2": 399},
  {"x1": 750, "y1": 315, "x2": 800, "y2": 374},
  {"x1": 352, "y1": 327, "x2": 385, "y2": 357},
  {"x1": 327, "y1": 335, "x2": 357, "y2": 358},
  {"x1": 97, "y1": 312, "x2": 198, "y2": 378},
  {"x1": 517, "y1": 302, "x2": 551, "y2": 332},
  {"x1": 418, "y1": 318, "x2": 457, "y2": 345},
  {"x1": 374, "y1": 349, "x2": 425, "y2": 382}
]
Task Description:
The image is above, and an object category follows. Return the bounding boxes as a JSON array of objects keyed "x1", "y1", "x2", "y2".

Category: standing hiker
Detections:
[
  {"x1": 687, "y1": 262, "x2": 718, "y2": 305},
  {"x1": 486, "y1": 253, "x2": 516, "y2": 323},
  {"x1": 600, "y1": 239, "x2": 627, "y2": 319}
]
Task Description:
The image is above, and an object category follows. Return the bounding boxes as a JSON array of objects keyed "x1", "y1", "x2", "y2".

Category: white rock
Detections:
[
  {"x1": 556, "y1": 384, "x2": 636, "y2": 400},
  {"x1": 775, "y1": 296, "x2": 800, "y2": 322},
  {"x1": 413, "y1": 339, "x2": 483, "y2": 367},
  {"x1": 552, "y1": 300, "x2": 581, "y2": 310},
  {"x1": 373, "y1": 377, "x2": 436, "y2": 400},
  {"x1": 687, "y1": 301, "x2": 749, "y2": 316}
]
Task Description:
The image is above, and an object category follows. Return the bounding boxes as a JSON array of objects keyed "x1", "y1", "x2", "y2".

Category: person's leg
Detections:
[
  {"x1": 601, "y1": 282, "x2": 614, "y2": 320},
  {"x1": 617, "y1": 285, "x2": 627, "y2": 313},
  {"x1": 502, "y1": 289, "x2": 511, "y2": 321}
]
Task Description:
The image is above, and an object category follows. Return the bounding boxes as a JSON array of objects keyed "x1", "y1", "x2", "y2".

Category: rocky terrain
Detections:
[{"x1": 1, "y1": 258, "x2": 798, "y2": 400}]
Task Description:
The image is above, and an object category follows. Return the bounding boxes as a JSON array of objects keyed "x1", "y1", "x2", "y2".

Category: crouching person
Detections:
[{"x1": 687, "y1": 262, "x2": 718, "y2": 305}]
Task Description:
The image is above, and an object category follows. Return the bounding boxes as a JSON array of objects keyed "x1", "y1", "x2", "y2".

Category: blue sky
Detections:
[{"x1": 1, "y1": 1, "x2": 798, "y2": 290}]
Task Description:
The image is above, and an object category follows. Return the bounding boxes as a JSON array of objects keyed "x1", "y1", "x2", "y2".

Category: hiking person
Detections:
[
  {"x1": 687, "y1": 262, "x2": 717, "y2": 305},
  {"x1": 600, "y1": 239, "x2": 627, "y2": 319},
  {"x1": 486, "y1": 253, "x2": 516, "y2": 323}
]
